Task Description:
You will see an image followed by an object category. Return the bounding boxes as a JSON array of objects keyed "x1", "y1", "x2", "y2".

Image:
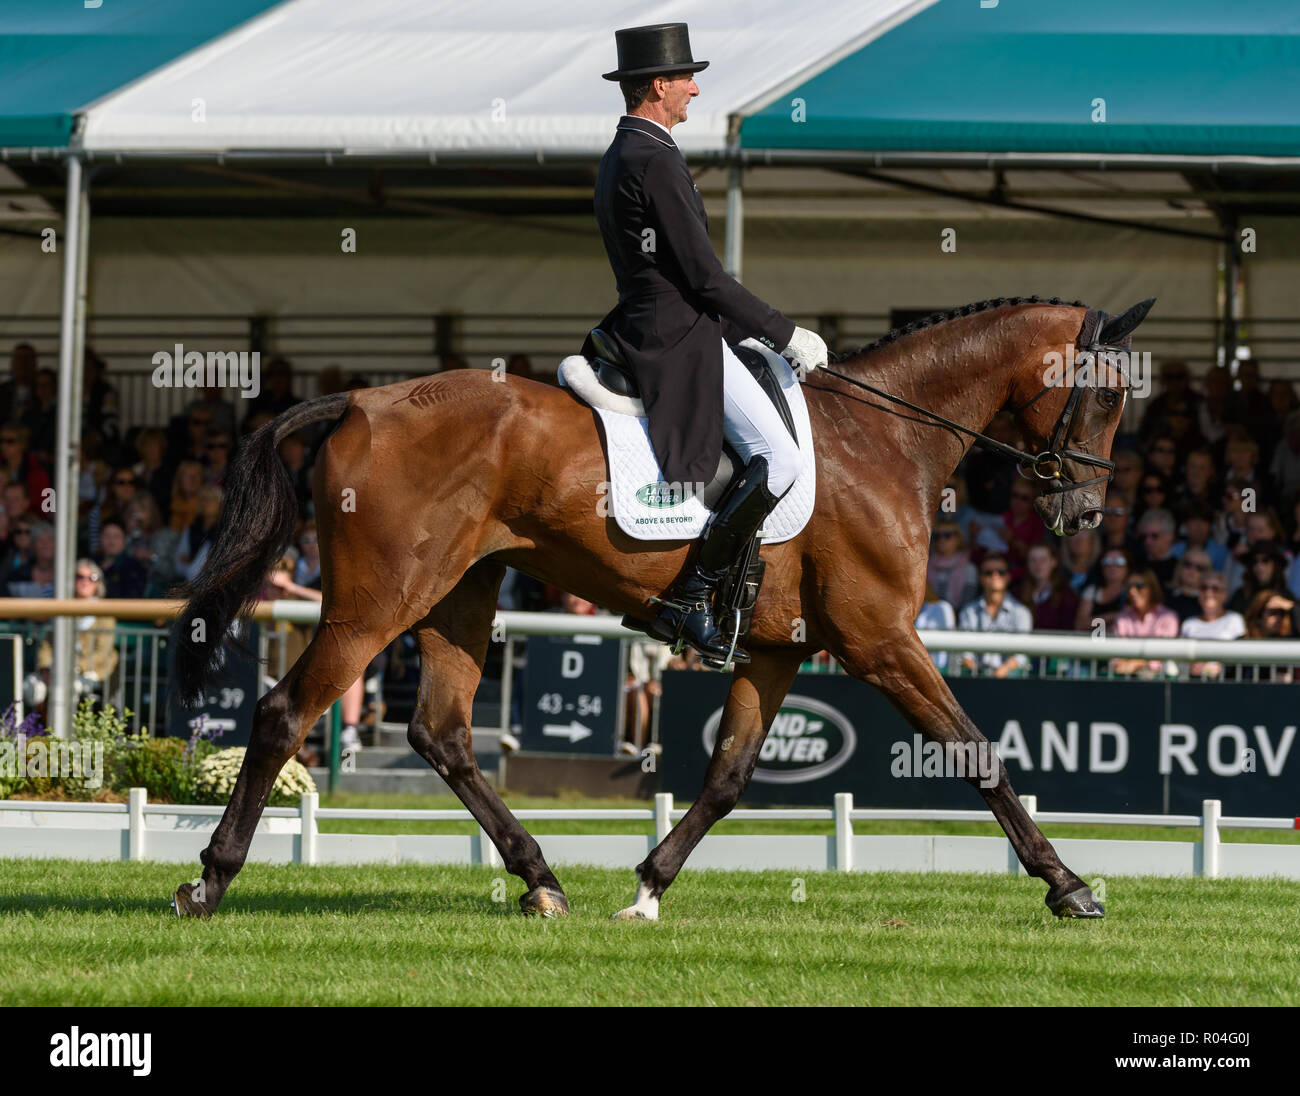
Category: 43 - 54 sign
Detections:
[{"x1": 521, "y1": 633, "x2": 624, "y2": 754}]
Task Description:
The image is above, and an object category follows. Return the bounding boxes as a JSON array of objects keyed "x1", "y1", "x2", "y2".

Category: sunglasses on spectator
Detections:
[
  {"x1": 13, "y1": 527, "x2": 30, "y2": 536},
  {"x1": 1127, "y1": 580, "x2": 1147, "y2": 590},
  {"x1": 75, "y1": 571, "x2": 100, "y2": 582},
  {"x1": 981, "y1": 567, "x2": 1008, "y2": 576},
  {"x1": 1101, "y1": 556, "x2": 1126, "y2": 566},
  {"x1": 1263, "y1": 607, "x2": 1287, "y2": 619},
  {"x1": 1103, "y1": 507, "x2": 1126, "y2": 516}
]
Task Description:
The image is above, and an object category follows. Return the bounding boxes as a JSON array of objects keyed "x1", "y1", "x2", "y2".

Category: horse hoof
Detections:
[
  {"x1": 612, "y1": 878, "x2": 659, "y2": 921},
  {"x1": 171, "y1": 883, "x2": 213, "y2": 920},
  {"x1": 519, "y1": 886, "x2": 569, "y2": 918},
  {"x1": 1047, "y1": 884, "x2": 1105, "y2": 919}
]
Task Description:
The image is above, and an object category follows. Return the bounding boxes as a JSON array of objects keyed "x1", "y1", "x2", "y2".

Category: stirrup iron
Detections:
[{"x1": 703, "y1": 606, "x2": 745, "y2": 672}]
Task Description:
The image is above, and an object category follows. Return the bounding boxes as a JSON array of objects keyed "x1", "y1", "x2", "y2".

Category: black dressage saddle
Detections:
[{"x1": 582, "y1": 327, "x2": 798, "y2": 509}]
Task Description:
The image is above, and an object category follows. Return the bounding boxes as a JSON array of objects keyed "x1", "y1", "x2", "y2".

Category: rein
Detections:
[{"x1": 812, "y1": 319, "x2": 1130, "y2": 499}]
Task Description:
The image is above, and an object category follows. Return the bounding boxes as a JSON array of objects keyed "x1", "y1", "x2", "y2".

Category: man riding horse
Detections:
[
  {"x1": 167, "y1": 18, "x2": 1147, "y2": 924},
  {"x1": 594, "y1": 22, "x2": 828, "y2": 665}
]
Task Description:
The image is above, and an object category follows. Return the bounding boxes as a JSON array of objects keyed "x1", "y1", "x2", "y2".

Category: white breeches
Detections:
[{"x1": 720, "y1": 339, "x2": 801, "y2": 497}]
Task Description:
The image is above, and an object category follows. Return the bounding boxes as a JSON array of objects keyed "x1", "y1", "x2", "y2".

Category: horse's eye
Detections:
[{"x1": 1098, "y1": 388, "x2": 1120, "y2": 409}]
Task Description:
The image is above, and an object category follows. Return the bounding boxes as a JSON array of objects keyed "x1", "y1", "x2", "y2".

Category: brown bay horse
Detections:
[{"x1": 172, "y1": 295, "x2": 1152, "y2": 921}]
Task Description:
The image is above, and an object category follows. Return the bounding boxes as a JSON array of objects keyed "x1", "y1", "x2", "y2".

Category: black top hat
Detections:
[{"x1": 602, "y1": 23, "x2": 709, "y2": 81}]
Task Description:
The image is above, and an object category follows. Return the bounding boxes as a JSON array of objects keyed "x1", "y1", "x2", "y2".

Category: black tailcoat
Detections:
[{"x1": 593, "y1": 116, "x2": 795, "y2": 485}]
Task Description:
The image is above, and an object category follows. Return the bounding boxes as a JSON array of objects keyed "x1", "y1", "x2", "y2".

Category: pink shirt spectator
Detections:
[
  {"x1": 1114, "y1": 605, "x2": 1179, "y2": 638},
  {"x1": 1113, "y1": 605, "x2": 1179, "y2": 674}
]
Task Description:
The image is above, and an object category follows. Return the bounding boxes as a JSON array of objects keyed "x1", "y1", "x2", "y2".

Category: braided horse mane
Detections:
[{"x1": 829, "y1": 295, "x2": 1086, "y2": 364}]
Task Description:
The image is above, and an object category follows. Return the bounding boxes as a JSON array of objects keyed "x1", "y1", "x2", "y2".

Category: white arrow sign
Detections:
[
  {"x1": 191, "y1": 717, "x2": 237, "y2": 733},
  {"x1": 543, "y1": 721, "x2": 594, "y2": 744}
]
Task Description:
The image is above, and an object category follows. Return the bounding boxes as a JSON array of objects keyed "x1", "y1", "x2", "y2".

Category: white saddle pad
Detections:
[{"x1": 559, "y1": 339, "x2": 817, "y2": 542}]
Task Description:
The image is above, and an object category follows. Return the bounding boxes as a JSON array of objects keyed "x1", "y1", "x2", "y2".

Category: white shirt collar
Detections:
[{"x1": 623, "y1": 114, "x2": 675, "y2": 140}]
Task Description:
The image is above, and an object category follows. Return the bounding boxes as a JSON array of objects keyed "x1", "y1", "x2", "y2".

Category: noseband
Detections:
[{"x1": 817, "y1": 308, "x2": 1128, "y2": 499}]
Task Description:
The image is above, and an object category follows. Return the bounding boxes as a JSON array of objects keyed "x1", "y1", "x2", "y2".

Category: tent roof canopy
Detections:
[
  {"x1": 3, "y1": 0, "x2": 1297, "y2": 168},
  {"x1": 0, "y1": 0, "x2": 284, "y2": 149},
  {"x1": 741, "y1": 0, "x2": 1300, "y2": 160},
  {"x1": 77, "y1": 0, "x2": 926, "y2": 157}
]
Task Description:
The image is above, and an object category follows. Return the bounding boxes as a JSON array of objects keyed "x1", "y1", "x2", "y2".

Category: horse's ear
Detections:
[{"x1": 1100, "y1": 298, "x2": 1156, "y2": 344}]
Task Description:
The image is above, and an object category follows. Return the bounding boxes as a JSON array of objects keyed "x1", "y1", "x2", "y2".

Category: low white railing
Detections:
[
  {"x1": 265, "y1": 605, "x2": 1300, "y2": 663},
  {"x1": 1, "y1": 790, "x2": 1297, "y2": 880},
  {"x1": 916, "y1": 630, "x2": 1300, "y2": 662},
  {"x1": 8, "y1": 601, "x2": 1295, "y2": 659}
]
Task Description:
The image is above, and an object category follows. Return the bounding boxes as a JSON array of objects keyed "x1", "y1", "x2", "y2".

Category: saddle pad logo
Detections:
[
  {"x1": 635, "y1": 481, "x2": 701, "y2": 508},
  {"x1": 701, "y1": 695, "x2": 857, "y2": 784}
]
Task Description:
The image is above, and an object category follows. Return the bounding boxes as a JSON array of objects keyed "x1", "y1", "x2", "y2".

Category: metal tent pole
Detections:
[
  {"x1": 51, "y1": 154, "x2": 90, "y2": 739},
  {"x1": 1222, "y1": 213, "x2": 1241, "y2": 368},
  {"x1": 723, "y1": 115, "x2": 743, "y2": 280}
]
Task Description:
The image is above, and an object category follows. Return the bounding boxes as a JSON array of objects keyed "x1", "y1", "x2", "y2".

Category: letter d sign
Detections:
[{"x1": 561, "y1": 651, "x2": 584, "y2": 679}]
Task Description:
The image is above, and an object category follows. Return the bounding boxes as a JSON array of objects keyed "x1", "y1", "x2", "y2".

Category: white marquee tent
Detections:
[{"x1": 78, "y1": 0, "x2": 932, "y2": 156}]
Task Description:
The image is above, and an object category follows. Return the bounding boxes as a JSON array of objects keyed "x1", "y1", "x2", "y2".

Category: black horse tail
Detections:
[{"x1": 173, "y1": 392, "x2": 350, "y2": 706}]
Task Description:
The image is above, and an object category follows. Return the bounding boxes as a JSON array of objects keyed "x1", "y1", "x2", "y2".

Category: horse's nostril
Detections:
[{"x1": 1080, "y1": 509, "x2": 1103, "y2": 529}]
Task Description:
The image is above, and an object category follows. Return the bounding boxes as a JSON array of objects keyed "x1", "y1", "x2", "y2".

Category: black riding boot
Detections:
[{"x1": 644, "y1": 456, "x2": 783, "y2": 664}]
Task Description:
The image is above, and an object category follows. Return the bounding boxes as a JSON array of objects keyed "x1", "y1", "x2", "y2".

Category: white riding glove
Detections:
[{"x1": 781, "y1": 326, "x2": 827, "y2": 374}]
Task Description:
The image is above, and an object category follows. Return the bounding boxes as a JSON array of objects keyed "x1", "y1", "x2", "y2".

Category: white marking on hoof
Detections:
[{"x1": 612, "y1": 880, "x2": 659, "y2": 921}]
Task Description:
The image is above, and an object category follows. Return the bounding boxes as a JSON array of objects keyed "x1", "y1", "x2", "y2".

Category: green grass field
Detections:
[{"x1": 3, "y1": 857, "x2": 1299, "y2": 1005}]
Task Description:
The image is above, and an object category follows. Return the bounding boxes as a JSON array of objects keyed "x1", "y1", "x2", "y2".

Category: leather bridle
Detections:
[
  {"x1": 1006, "y1": 345, "x2": 1129, "y2": 495},
  {"x1": 815, "y1": 313, "x2": 1130, "y2": 510}
]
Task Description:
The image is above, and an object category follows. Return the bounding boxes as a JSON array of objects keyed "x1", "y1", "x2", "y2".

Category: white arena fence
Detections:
[
  {"x1": 2, "y1": 789, "x2": 1297, "y2": 880},
  {"x1": 4, "y1": 606, "x2": 1298, "y2": 879}
]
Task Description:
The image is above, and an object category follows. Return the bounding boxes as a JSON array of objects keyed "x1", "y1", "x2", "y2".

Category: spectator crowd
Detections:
[
  {"x1": 4, "y1": 342, "x2": 1299, "y2": 695},
  {"x1": 921, "y1": 357, "x2": 1300, "y2": 680}
]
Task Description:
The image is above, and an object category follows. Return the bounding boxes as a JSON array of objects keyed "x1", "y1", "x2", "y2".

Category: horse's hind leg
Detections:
[
  {"x1": 614, "y1": 648, "x2": 803, "y2": 920},
  {"x1": 407, "y1": 560, "x2": 568, "y2": 916},
  {"x1": 837, "y1": 627, "x2": 1103, "y2": 918},
  {"x1": 173, "y1": 619, "x2": 392, "y2": 918}
]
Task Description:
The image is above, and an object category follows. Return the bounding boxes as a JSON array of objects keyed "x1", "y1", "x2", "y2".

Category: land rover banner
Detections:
[{"x1": 657, "y1": 670, "x2": 1300, "y2": 815}]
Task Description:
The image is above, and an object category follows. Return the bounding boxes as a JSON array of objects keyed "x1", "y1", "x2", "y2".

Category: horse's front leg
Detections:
[
  {"x1": 613, "y1": 648, "x2": 803, "y2": 920},
  {"x1": 835, "y1": 625, "x2": 1103, "y2": 918},
  {"x1": 173, "y1": 620, "x2": 385, "y2": 917}
]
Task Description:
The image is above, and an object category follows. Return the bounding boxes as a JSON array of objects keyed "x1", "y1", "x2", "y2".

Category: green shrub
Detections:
[
  {"x1": 2, "y1": 699, "x2": 245, "y2": 804},
  {"x1": 62, "y1": 697, "x2": 137, "y2": 800},
  {"x1": 112, "y1": 736, "x2": 188, "y2": 803}
]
